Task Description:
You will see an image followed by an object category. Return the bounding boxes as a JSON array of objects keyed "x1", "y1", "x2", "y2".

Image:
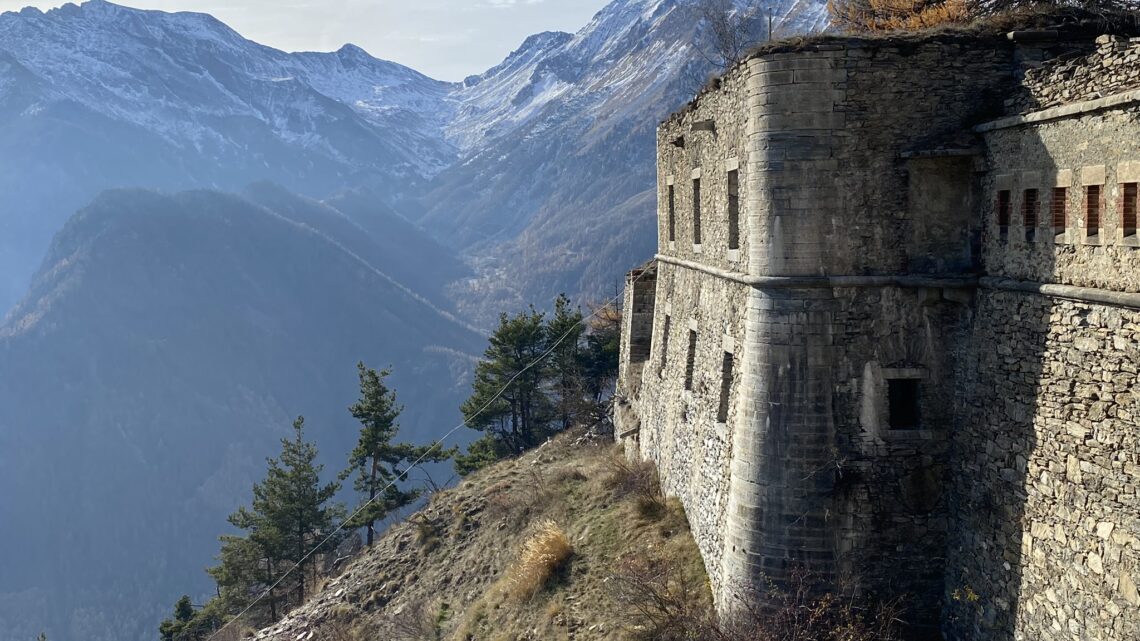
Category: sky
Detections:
[{"x1": 0, "y1": 0, "x2": 614, "y2": 80}]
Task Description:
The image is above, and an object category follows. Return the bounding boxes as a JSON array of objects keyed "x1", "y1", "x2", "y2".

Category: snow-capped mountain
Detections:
[
  {"x1": 0, "y1": 1, "x2": 830, "y2": 639},
  {"x1": 423, "y1": 0, "x2": 829, "y2": 319},
  {"x1": 0, "y1": 1, "x2": 455, "y2": 174},
  {"x1": 0, "y1": 0, "x2": 460, "y2": 313}
]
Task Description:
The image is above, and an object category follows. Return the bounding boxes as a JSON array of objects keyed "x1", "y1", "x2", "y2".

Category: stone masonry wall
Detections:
[
  {"x1": 982, "y1": 104, "x2": 1140, "y2": 291},
  {"x1": 945, "y1": 290, "x2": 1140, "y2": 641},
  {"x1": 1015, "y1": 35, "x2": 1140, "y2": 112},
  {"x1": 943, "y1": 66, "x2": 1140, "y2": 641},
  {"x1": 659, "y1": 61, "x2": 753, "y2": 275},
  {"x1": 618, "y1": 259, "x2": 751, "y2": 594},
  {"x1": 720, "y1": 40, "x2": 1017, "y2": 633},
  {"x1": 619, "y1": 29, "x2": 1140, "y2": 641}
]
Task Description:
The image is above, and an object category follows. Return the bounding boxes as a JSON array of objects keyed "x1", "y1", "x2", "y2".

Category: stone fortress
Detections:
[{"x1": 615, "y1": 18, "x2": 1140, "y2": 641}]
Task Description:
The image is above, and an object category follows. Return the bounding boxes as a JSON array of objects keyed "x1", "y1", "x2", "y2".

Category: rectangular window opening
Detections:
[
  {"x1": 887, "y1": 379, "x2": 921, "y2": 431},
  {"x1": 667, "y1": 185, "x2": 676, "y2": 243},
  {"x1": 716, "y1": 351, "x2": 734, "y2": 423},
  {"x1": 683, "y1": 329, "x2": 697, "y2": 391},
  {"x1": 659, "y1": 315, "x2": 671, "y2": 375},
  {"x1": 727, "y1": 169, "x2": 740, "y2": 250},
  {"x1": 996, "y1": 189, "x2": 1011, "y2": 243},
  {"x1": 1023, "y1": 188, "x2": 1038, "y2": 242},
  {"x1": 1051, "y1": 187, "x2": 1067, "y2": 235},
  {"x1": 1122, "y1": 182, "x2": 1137, "y2": 238},
  {"x1": 1087, "y1": 184, "x2": 1101, "y2": 238},
  {"x1": 627, "y1": 272, "x2": 656, "y2": 365},
  {"x1": 692, "y1": 178, "x2": 702, "y2": 246}
]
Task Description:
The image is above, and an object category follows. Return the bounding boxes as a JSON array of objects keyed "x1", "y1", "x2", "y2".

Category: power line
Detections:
[{"x1": 206, "y1": 270, "x2": 650, "y2": 639}]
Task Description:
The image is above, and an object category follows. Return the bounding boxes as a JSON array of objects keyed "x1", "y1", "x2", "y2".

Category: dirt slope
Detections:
[{"x1": 252, "y1": 429, "x2": 710, "y2": 641}]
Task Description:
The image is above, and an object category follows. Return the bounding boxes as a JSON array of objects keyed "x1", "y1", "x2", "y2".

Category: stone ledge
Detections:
[
  {"x1": 977, "y1": 88, "x2": 1140, "y2": 132},
  {"x1": 982, "y1": 277, "x2": 1140, "y2": 309},
  {"x1": 655, "y1": 254, "x2": 977, "y2": 290}
]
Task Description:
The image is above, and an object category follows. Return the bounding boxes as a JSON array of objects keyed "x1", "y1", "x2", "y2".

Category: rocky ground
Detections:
[{"x1": 250, "y1": 428, "x2": 710, "y2": 641}]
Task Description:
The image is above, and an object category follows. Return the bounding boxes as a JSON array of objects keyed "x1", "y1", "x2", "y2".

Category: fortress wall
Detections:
[
  {"x1": 981, "y1": 104, "x2": 1140, "y2": 290},
  {"x1": 722, "y1": 283, "x2": 971, "y2": 626},
  {"x1": 722, "y1": 41, "x2": 1014, "y2": 630},
  {"x1": 1014, "y1": 35, "x2": 1140, "y2": 113},
  {"x1": 619, "y1": 32, "x2": 1140, "y2": 640},
  {"x1": 616, "y1": 64, "x2": 755, "y2": 592},
  {"x1": 946, "y1": 290, "x2": 1140, "y2": 641},
  {"x1": 658, "y1": 62, "x2": 753, "y2": 275},
  {"x1": 740, "y1": 40, "x2": 1013, "y2": 279},
  {"x1": 942, "y1": 99, "x2": 1140, "y2": 640},
  {"x1": 626, "y1": 261, "x2": 750, "y2": 587}
]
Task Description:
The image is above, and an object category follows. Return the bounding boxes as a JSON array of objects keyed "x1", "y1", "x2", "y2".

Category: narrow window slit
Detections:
[
  {"x1": 997, "y1": 190, "x2": 1011, "y2": 243},
  {"x1": 1023, "y1": 188, "x2": 1038, "y2": 242},
  {"x1": 716, "y1": 351, "x2": 734, "y2": 424},
  {"x1": 684, "y1": 329, "x2": 697, "y2": 391},
  {"x1": 1051, "y1": 187, "x2": 1067, "y2": 235},
  {"x1": 727, "y1": 169, "x2": 740, "y2": 250},
  {"x1": 1086, "y1": 184, "x2": 1101, "y2": 238},
  {"x1": 1121, "y1": 182, "x2": 1137, "y2": 238},
  {"x1": 667, "y1": 185, "x2": 676, "y2": 243},
  {"x1": 692, "y1": 178, "x2": 702, "y2": 246}
]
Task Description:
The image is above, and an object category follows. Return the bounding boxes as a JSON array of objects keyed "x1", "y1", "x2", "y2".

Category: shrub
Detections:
[
  {"x1": 829, "y1": 0, "x2": 971, "y2": 31},
  {"x1": 604, "y1": 451, "x2": 667, "y2": 520},
  {"x1": 506, "y1": 521, "x2": 573, "y2": 601},
  {"x1": 612, "y1": 555, "x2": 904, "y2": 641},
  {"x1": 830, "y1": 0, "x2": 1140, "y2": 33},
  {"x1": 376, "y1": 599, "x2": 447, "y2": 641},
  {"x1": 608, "y1": 545, "x2": 708, "y2": 640}
]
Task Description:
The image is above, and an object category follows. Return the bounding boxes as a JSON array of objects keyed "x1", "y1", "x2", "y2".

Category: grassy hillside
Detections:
[{"x1": 252, "y1": 429, "x2": 711, "y2": 641}]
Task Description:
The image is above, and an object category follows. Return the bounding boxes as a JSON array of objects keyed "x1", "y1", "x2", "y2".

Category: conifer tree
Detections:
[
  {"x1": 158, "y1": 596, "x2": 195, "y2": 641},
  {"x1": 209, "y1": 416, "x2": 343, "y2": 622},
  {"x1": 457, "y1": 307, "x2": 552, "y2": 463},
  {"x1": 342, "y1": 363, "x2": 454, "y2": 546},
  {"x1": 547, "y1": 294, "x2": 585, "y2": 432},
  {"x1": 581, "y1": 301, "x2": 622, "y2": 403}
]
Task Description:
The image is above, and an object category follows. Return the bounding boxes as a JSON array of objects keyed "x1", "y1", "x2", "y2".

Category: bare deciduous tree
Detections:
[{"x1": 690, "y1": 0, "x2": 773, "y2": 70}]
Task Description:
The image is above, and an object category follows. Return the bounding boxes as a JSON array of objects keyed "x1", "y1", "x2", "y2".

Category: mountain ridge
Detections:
[
  {"x1": 0, "y1": 186, "x2": 484, "y2": 641},
  {"x1": 0, "y1": 1, "x2": 830, "y2": 638}
]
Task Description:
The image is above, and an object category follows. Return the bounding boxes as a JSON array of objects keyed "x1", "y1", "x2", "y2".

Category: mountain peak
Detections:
[{"x1": 336, "y1": 43, "x2": 371, "y2": 58}]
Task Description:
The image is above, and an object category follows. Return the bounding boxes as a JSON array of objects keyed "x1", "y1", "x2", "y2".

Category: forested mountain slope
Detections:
[{"x1": 0, "y1": 189, "x2": 482, "y2": 641}]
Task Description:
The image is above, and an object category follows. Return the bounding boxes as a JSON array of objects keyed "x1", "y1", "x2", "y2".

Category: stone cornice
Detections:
[
  {"x1": 656, "y1": 255, "x2": 1140, "y2": 309},
  {"x1": 976, "y1": 88, "x2": 1140, "y2": 132},
  {"x1": 654, "y1": 254, "x2": 977, "y2": 289}
]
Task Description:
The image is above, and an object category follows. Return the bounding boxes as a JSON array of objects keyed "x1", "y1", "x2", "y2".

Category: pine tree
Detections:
[
  {"x1": 581, "y1": 301, "x2": 622, "y2": 403},
  {"x1": 456, "y1": 307, "x2": 553, "y2": 473},
  {"x1": 547, "y1": 294, "x2": 585, "y2": 432},
  {"x1": 342, "y1": 363, "x2": 454, "y2": 546},
  {"x1": 158, "y1": 596, "x2": 195, "y2": 641},
  {"x1": 209, "y1": 416, "x2": 344, "y2": 623}
]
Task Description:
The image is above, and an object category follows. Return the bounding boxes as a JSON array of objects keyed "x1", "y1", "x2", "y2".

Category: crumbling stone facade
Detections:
[{"x1": 616, "y1": 31, "x2": 1140, "y2": 641}]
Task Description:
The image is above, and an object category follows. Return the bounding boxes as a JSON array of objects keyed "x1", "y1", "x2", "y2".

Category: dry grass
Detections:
[
  {"x1": 506, "y1": 520, "x2": 574, "y2": 601},
  {"x1": 603, "y1": 449, "x2": 668, "y2": 521},
  {"x1": 259, "y1": 428, "x2": 711, "y2": 641}
]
